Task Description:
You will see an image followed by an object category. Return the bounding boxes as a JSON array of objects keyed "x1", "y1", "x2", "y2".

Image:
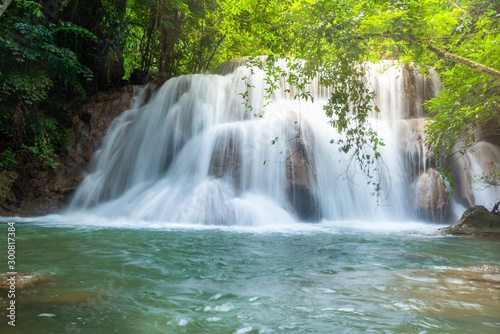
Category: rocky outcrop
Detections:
[
  {"x1": 398, "y1": 119, "x2": 435, "y2": 171},
  {"x1": 206, "y1": 116, "x2": 321, "y2": 222},
  {"x1": 401, "y1": 64, "x2": 438, "y2": 118},
  {"x1": 0, "y1": 272, "x2": 52, "y2": 291},
  {"x1": 0, "y1": 172, "x2": 18, "y2": 214},
  {"x1": 397, "y1": 119, "x2": 449, "y2": 222},
  {"x1": 452, "y1": 154, "x2": 475, "y2": 208},
  {"x1": 0, "y1": 84, "x2": 156, "y2": 217},
  {"x1": 411, "y1": 168, "x2": 449, "y2": 221},
  {"x1": 212, "y1": 57, "x2": 249, "y2": 76},
  {"x1": 285, "y1": 121, "x2": 321, "y2": 221},
  {"x1": 208, "y1": 130, "x2": 242, "y2": 188},
  {"x1": 443, "y1": 205, "x2": 500, "y2": 236}
]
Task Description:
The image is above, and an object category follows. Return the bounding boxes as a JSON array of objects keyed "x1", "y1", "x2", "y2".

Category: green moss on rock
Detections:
[{"x1": 444, "y1": 206, "x2": 500, "y2": 236}]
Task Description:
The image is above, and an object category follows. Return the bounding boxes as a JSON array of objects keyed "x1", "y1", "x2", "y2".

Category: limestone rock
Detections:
[
  {"x1": 0, "y1": 272, "x2": 52, "y2": 291},
  {"x1": 401, "y1": 64, "x2": 437, "y2": 118},
  {"x1": 443, "y1": 205, "x2": 500, "y2": 236},
  {"x1": 412, "y1": 168, "x2": 449, "y2": 221},
  {"x1": 0, "y1": 172, "x2": 18, "y2": 215},
  {"x1": 208, "y1": 130, "x2": 242, "y2": 188},
  {"x1": 206, "y1": 115, "x2": 321, "y2": 222},
  {"x1": 397, "y1": 119, "x2": 435, "y2": 171},
  {"x1": 285, "y1": 120, "x2": 321, "y2": 221},
  {"x1": 211, "y1": 57, "x2": 251, "y2": 75},
  {"x1": 452, "y1": 154, "x2": 475, "y2": 208}
]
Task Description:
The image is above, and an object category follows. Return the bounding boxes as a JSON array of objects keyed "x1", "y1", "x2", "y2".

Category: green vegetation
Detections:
[
  {"x1": 219, "y1": 0, "x2": 500, "y2": 185},
  {"x1": 0, "y1": 0, "x2": 95, "y2": 170},
  {"x1": 0, "y1": 0, "x2": 498, "y2": 181}
]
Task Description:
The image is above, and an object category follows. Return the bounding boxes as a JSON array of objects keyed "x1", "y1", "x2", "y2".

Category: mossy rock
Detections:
[
  {"x1": 443, "y1": 206, "x2": 500, "y2": 236},
  {"x1": 0, "y1": 272, "x2": 52, "y2": 291}
]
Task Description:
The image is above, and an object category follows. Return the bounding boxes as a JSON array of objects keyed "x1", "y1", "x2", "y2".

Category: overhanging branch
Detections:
[
  {"x1": 356, "y1": 31, "x2": 500, "y2": 79},
  {"x1": 425, "y1": 43, "x2": 500, "y2": 80}
]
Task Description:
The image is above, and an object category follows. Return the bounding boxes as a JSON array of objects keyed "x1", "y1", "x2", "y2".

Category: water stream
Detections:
[{"x1": 1, "y1": 222, "x2": 499, "y2": 333}]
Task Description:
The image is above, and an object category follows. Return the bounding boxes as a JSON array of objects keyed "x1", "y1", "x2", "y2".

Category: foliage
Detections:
[
  {"x1": 422, "y1": 1, "x2": 500, "y2": 174},
  {"x1": 123, "y1": 0, "x2": 228, "y2": 80},
  {"x1": 214, "y1": 0, "x2": 500, "y2": 190},
  {"x1": 0, "y1": 0, "x2": 95, "y2": 170},
  {"x1": 0, "y1": 147, "x2": 17, "y2": 171},
  {"x1": 473, "y1": 163, "x2": 500, "y2": 188}
]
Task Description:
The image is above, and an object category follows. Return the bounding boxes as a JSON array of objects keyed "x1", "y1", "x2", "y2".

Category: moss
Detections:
[{"x1": 444, "y1": 206, "x2": 500, "y2": 236}]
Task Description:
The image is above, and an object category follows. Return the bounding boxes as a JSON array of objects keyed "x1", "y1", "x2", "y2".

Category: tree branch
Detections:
[
  {"x1": 203, "y1": 35, "x2": 226, "y2": 72},
  {"x1": 420, "y1": 29, "x2": 500, "y2": 40},
  {"x1": 0, "y1": 0, "x2": 13, "y2": 17},
  {"x1": 425, "y1": 42, "x2": 500, "y2": 80},
  {"x1": 358, "y1": 32, "x2": 500, "y2": 79}
]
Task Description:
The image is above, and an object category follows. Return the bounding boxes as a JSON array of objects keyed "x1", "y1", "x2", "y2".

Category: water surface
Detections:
[{"x1": 1, "y1": 220, "x2": 499, "y2": 333}]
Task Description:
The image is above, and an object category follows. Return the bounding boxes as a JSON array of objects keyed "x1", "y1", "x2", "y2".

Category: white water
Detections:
[
  {"x1": 64, "y1": 61, "x2": 500, "y2": 226},
  {"x1": 466, "y1": 142, "x2": 500, "y2": 208}
]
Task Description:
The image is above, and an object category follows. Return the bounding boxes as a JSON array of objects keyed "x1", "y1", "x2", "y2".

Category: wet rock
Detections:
[
  {"x1": 208, "y1": 130, "x2": 242, "y2": 188},
  {"x1": 397, "y1": 120, "x2": 449, "y2": 221},
  {"x1": 401, "y1": 64, "x2": 437, "y2": 118},
  {"x1": 206, "y1": 115, "x2": 321, "y2": 222},
  {"x1": 285, "y1": 120, "x2": 321, "y2": 221},
  {"x1": 452, "y1": 154, "x2": 475, "y2": 208},
  {"x1": 412, "y1": 168, "x2": 449, "y2": 221},
  {"x1": 0, "y1": 272, "x2": 52, "y2": 291},
  {"x1": 443, "y1": 205, "x2": 500, "y2": 236},
  {"x1": 397, "y1": 119, "x2": 435, "y2": 171},
  {"x1": 211, "y1": 57, "x2": 250, "y2": 75},
  {"x1": 0, "y1": 172, "x2": 18, "y2": 215}
]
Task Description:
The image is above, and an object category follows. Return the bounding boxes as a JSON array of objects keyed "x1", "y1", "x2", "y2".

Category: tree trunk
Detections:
[
  {"x1": 158, "y1": 7, "x2": 185, "y2": 80},
  {"x1": 203, "y1": 35, "x2": 225, "y2": 72},
  {"x1": 425, "y1": 43, "x2": 500, "y2": 80},
  {"x1": 0, "y1": 0, "x2": 13, "y2": 17}
]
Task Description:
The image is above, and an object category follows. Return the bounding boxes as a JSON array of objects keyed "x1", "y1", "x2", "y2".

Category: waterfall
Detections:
[{"x1": 66, "y1": 60, "x2": 499, "y2": 225}]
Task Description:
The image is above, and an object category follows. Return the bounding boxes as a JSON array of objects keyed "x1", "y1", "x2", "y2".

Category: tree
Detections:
[
  {"x1": 123, "y1": 0, "x2": 228, "y2": 81},
  {"x1": 0, "y1": 0, "x2": 95, "y2": 170},
  {"x1": 58, "y1": 0, "x2": 128, "y2": 88},
  {"x1": 216, "y1": 0, "x2": 500, "y2": 186}
]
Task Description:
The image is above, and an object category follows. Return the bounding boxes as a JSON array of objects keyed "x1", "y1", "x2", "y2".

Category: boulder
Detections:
[
  {"x1": 443, "y1": 205, "x2": 500, "y2": 236},
  {"x1": 285, "y1": 120, "x2": 321, "y2": 221},
  {"x1": 208, "y1": 130, "x2": 242, "y2": 188},
  {"x1": 0, "y1": 272, "x2": 52, "y2": 291}
]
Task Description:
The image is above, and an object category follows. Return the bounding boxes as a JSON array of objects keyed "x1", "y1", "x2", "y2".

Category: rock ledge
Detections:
[{"x1": 442, "y1": 205, "x2": 500, "y2": 236}]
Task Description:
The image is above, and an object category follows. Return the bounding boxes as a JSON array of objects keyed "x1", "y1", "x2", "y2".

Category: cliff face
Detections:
[{"x1": 0, "y1": 84, "x2": 155, "y2": 217}]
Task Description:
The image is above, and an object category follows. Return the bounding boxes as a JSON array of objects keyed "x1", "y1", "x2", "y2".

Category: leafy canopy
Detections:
[
  {"x1": 215, "y1": 0, "x2": 500, "y2": 187},
  {"x1": 0, "y1": 0, "x2": 95, "y2": 170}
]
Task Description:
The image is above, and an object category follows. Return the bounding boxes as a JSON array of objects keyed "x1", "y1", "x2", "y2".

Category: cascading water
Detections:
[{"x1": 65, "y1": 60, "x2": 499, "y2": 225}]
